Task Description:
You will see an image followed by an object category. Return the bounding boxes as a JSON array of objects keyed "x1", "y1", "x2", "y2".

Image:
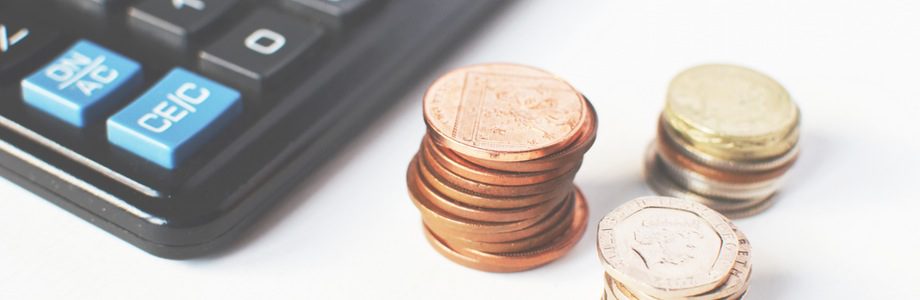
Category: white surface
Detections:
[{"x1": 3, "y1": 1, "x2": 920, "y2": 299}]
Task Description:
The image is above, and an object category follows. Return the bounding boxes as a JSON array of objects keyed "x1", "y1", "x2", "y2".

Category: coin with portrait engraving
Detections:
[
  {"x1": 423, "y1": 63, "x2": 587, "y2": 162},
  {"x1": 597, "y1": 196, "x2": 739, "y2": 298},
  {"x1": 663, "y1": 64, "x2": 799, "y2": 160}
]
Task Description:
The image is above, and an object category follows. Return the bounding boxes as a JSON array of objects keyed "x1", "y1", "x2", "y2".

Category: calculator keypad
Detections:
[
  {"x1": 0, "y1": 13, "x2": 61, "y2": 82},
  {"x1": 107, "y1": 68, "x2": 241, "y2": 169},
  {"x1": 198, "y1": 9, "x2": 324, "y2": 96},
  {"x1": 127, "y1": 0, "x2": 241, "y2": 48},
  {"x1": 21, "y1": 40, "x2": 143, "y2": 127}
]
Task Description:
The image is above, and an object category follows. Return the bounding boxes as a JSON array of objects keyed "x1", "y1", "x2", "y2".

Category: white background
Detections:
[{"x1": 3, "y1": 1, "x2": 920, "y2": 299}]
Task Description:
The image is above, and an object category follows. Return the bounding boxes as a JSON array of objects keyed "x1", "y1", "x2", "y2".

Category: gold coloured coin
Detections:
[
  {"x1": 664, "y1": 64, "x2": 799, "y2": 160},
  {"x1": 597, "y1": 196, "x2": 739, "y2": 298},
  {"x1": 423, "y1": 63, "x2": 587, "y2": 162}
]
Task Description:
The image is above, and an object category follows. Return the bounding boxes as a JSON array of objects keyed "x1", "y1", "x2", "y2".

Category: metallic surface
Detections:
[
  {"x1": 422, "y1": 188, "x2": 588, "y2": 273},
  {"x1": 663, "y1": 64, "x2": 799, "y2": 160},
  {"x1": 424, "y1": 63, "x2": 587, "y2": 161},
  {"x1": 644, "y1": 145, "x2": 777, "y2": 219},
  {"x1": 597, "y1": 196, "x2": 739, "y2": 298},
  {"x1": 457, "y1": 99, "x2": 597, "y2": 172}
]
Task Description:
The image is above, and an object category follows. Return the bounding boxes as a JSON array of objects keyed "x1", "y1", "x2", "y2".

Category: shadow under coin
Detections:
[{"x1": 571, "y1": 175, "x2": 652, "y2": 257}]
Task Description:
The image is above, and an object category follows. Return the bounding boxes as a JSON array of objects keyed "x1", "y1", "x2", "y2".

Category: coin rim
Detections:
[
  {"x1": 422, "y1": 63, "x2": 588, "y2": 162},
  {"x1": 597, "y1": 196, "x2": 739, "y2": 298}
]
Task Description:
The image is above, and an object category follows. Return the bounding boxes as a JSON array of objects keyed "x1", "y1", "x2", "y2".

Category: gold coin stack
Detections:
[
  {"x1": 646, "y1": 64, "x2": 801, "y2": 218},
  {"x1": 597, "y1": 196, "x2": 753, "y2": 300},
  {"x1": 406, "y1": 63, "x2": 597, "y2": 272}
]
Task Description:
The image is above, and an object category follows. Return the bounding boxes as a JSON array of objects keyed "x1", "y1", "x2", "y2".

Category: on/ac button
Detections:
[{"x1": 107, "y1": 68, "x2": 241, "y2": 170}]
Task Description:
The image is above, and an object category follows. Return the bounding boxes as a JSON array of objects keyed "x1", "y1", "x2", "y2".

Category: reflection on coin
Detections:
[
  {"x1": 423, "y1": 189, "x2": 588, "y2": 273},
  {"x1": 643, "y1": 145, "x2": 777, "y2": 219},
  {"x1": 597, "y1": 196, "x2": 739, "y2": 298},
  {"x1": 664, "y1": 64, "x2": 798, "y2": 160},
  {"x1": 423, "y1": 63, "x2": 587, "y2": 162}
]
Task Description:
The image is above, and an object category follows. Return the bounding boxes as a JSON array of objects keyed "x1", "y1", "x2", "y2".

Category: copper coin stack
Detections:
[
  {"x1": 646, "y1": 64, "x2": 801, "y2": 219},
  {"x1": 598, "y1": 196, "x2": 753, "y2": 300},
  {"x1": 407, "y1": 63, "x2": 597, "y2": 272}
]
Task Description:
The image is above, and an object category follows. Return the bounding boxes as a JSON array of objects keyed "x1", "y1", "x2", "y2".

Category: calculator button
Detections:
[
  {"x1": 282, "y1": 0, "x2": 372, "y2": 20},
  {"x1": 107, "y1": 68, "x2": 241, "y2": 169},
  {"x1": 127, "y1": 0, "x2": 240, "y2": 48},
  {"x1": 57, "y1": 0, "x2": 131, "y2": 14},
  {"x1": 198, "y1": 9, "x2": 323, "y2": 95},
  {"x1": 21, "y1": 40, "x2": 143, "y2": 127},
  {"x1": 0, "y1": 14, "x2": 61, "y2": 82}
]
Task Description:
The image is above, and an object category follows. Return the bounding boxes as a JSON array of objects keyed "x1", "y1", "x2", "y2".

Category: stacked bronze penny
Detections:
[{"x1": 407, "y1": 63, "x2": 597, "y2": 272}]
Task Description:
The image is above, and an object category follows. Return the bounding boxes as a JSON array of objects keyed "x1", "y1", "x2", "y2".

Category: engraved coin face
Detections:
[
  {"x1": 597, "y1": 196, "x2": 739, "y2": 298},
  {"x1": 423, "y1": 64, "x2": 586, "y2": 161},
  {"x1": 666, "y1": 64, "x2": 797, "y2": 139}
]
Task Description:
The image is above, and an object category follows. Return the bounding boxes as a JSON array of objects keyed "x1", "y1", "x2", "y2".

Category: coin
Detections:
[
  {"x1": 663, "y1": 64, "x2": 799, "y2": 160},
  {"x1": 418, "y1": 148, "x2": 572, "y2": 210},
  {"x1": 660, "y1": 116, "x2": 800, "y2": 173},
  {"x1": 643, "y1": 145, "x2": 777, "y2": 219},
  {"x1": 597, "y1": 196, "x2": 739, "y2": 298},
  {"x1": 654, "y1": 145, "x2": 783, "y2": 201},
  {"x1": 423, "y1": 188, "x2": 588, "y2": 273},
  {"x1": 413, "y1": 158, "x2": 565, "y2": 223},
  {"x1": 686, "y1": 227, "x2": 752, "y2": 300},
  {"x1": 424, "y1": 135, "x2": 580, "y2": 186},
  {"x1": 410, "y1": 64, "x2": 596, "y2": 272},
  {"x1": 431, "y1": 199, "x2": 574, "y2": 253},
  {"x1": 423, "y1": 63, "x2": 587, "y2": 162},
  {"x1": 407, "y1": 156, "x2": 545, "y2": 233},
  {"x1": 425, "y1": 193, "x2": 573, "y2": 243},
  {"x1": 656, "y1": 120, "x2": 797, "y2": 183},
  {"x1": 457, "y1": 99, "x2": 598, "y2": 172},
  {"x1": 421, "y1": 137, "x2": 581, "y2": 198}
]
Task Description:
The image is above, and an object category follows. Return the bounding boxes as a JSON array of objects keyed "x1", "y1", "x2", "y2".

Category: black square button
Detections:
[
  {"x1": 128, "y1": 0, "x2": 240, "y2": 48},
  {"x1": 198, "y1": 9, "x2": 324, "y2": 97}
]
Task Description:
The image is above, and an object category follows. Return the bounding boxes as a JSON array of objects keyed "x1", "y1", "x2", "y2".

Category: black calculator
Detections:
[{"x1": 0, "y1": 0, "x2": 503, "y2": 258}]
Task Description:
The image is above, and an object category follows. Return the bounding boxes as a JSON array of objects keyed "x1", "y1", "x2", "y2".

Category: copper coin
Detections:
[
  {"x1": 431, "y1": 197, "x2": 575, "y2": 253},
  {"x1": 418, "y1": 147, "x2": 571, "y2": 209},
  {"x1": 657, "y1": 119, "x2": 797, "y2": 184},
  {"x1": 407, "y1": 156, "x2": 545, "y2": 233},
  {"x1": 411, "y1": 158, "x2": 566, "y2": 223},
  {"x1": 422, "y1": 188, "x2": 588, "y2": 273},
  {"x1": 424, "y1": 192, "x2": 573, "y2": 243},
  {"x1": 644, "y1": 146, "x2": 777, "y2": 219},
  {"x1": 423, "y1": 63, "x2": 588, "y2": 162},
  {"x1": 422, "y1": 139, "x2": 581, "y2": 198},
  {"x1": 456, "y1": 99, "x2": 598, "y2": 172},
  {"x1": 424, "y1": 135, "x2": 579, "y2": 186}
]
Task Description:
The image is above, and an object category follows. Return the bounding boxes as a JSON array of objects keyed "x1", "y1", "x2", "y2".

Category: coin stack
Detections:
[
  {"x1": 406, "y1": 63, "x2": 597, "y2": 272},
  {"x1": 597, "y1": 196, "x2": 753, "y2": 300},
  {"x1": 645, "y1": 64, "x2": 801, "y2": 218}
]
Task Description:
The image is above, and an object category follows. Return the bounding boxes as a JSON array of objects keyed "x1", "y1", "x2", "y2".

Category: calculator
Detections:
[{"x1": 0, "y1": 0, "x2": 503, "y2": 258}]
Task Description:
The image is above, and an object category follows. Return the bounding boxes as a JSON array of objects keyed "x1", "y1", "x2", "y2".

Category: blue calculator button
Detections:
[
  {"x1": 21, "y1": 40, "x2": 142, "y2": 127},
  {"x1": 107, "y1": 68, "x2": 241, "y2": 169}
]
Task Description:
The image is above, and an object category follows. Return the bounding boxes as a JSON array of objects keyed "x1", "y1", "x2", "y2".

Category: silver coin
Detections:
[
  {"x1": 644, "y1": 144, "x2": 776, "y2": 218},
  {"x1": 654, "y1": 143, "x2": 784, "y2": 200},
  {"x1": 661, "y1": 117, "x2": 800, "y2": 173}
]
